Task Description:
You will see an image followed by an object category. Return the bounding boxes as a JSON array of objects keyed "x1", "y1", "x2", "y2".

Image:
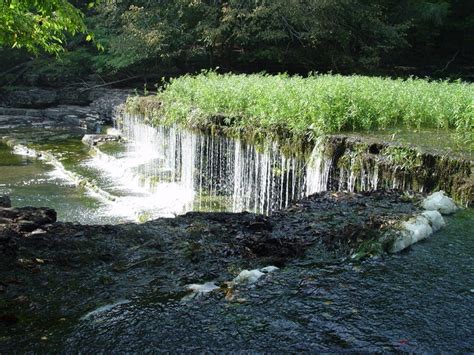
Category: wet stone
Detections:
[{"x1": 0, "y1": 195, "x2": 11, "y2": 208}]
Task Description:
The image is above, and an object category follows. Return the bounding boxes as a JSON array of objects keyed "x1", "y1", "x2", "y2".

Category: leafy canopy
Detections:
[{"x1": 0, "y1": 0, "x2": 91, "y2": 54}]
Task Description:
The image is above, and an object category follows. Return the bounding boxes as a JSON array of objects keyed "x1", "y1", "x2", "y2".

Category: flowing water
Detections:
[
  {"x1": 63, "y1": 209, "x2": 474, "y2": 352},
  {"x1": 4, "y1": 115, "x2": 445, "y2": 222},
  {"x1": 1, "y1": 117, "x2": 332, "y2": 222},
  {"x1": 0, "y1": 116, "x2": 472, "y2": 352}
]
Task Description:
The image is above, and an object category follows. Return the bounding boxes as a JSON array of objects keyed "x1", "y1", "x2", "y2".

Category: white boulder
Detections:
[
  {"x1": 422, "y1": 191, "x2": 458, "y2": 215},
  {"x1": 186, "y1": 282, "x2": 220, "y2": 294},
  {"x1": 391, "y1": 216, "x2": 433, "y2": 253},
  {"x1": 232, "y1": 269, "x2": 265, "y2": 285},
  {"x1": 260, "y1": 266, "x2": 279, "y2": 273},
  {"x1": 232, "y1": 266, "x2": 279, "y2": 285},
  {"x1": 421, "y1": 210, "x2": 445, "y2": 232}
]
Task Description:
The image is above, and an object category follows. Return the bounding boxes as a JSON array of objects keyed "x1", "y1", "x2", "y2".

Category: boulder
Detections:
[
  {"x1": 422, "y1": 191, "x2": 458, "y2": 215},
  {"x1": 0, "y1": 207, "x2": 57, "y2": 231},
  {"x1": 82, "y1": 134, "x2": 122, "y2": 146}
]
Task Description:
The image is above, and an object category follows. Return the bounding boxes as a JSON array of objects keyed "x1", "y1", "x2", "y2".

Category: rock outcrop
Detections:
[{"x1": 0, "y1": 88, "x2": 131, "y2": 132}]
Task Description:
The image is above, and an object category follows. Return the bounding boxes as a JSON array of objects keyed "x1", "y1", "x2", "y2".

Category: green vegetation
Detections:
[
  {"x1": 86, "y1": 0, "x2": 474, "y2": 77},
  {"x1": 127, "y1": 72, "x2": 473, "y2": 146},
  {"x1": 0, "y1": 0, "x2": 91, "y2": 54},
  {"x1": 2, "y1": 0, "x2": 474, "y2": 81}
]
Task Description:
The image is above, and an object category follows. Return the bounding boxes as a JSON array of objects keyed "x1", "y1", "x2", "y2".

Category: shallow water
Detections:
[
  {"x1": 0, "y1": 143, "x2": 113, "y2": 224},
  {"x1": 0, "y1": 124, "x2": 472, "y2": 352},
  {"x1": 5, "y1": 208, "x2": 466, "y2": 353},
  {"x1": 71, "y1": 210, "x2": 473, "y2": 352}
]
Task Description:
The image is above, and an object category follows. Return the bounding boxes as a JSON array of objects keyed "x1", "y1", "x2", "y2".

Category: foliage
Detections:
[
  {"x1": 127, "y1": 72, "x2": 473, "y2": 146},
  {"x1": 85, "y1": 0, "x2": 474, "y2": 76},
  {"x1": 0, "y1": 0, "x2": 92, "y2": 54}
]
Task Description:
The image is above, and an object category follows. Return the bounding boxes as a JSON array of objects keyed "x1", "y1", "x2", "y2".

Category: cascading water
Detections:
[
  {"x1": 110, "y1": 114, "x2": 324, "y2": 216},
  {"x1": 86, "y1": 114, "x2": 440, "y2": 221}
]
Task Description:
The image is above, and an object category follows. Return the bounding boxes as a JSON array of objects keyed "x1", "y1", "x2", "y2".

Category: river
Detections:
[{"x1": 0, "y1": 120, "x2": 472, "y2": 352}]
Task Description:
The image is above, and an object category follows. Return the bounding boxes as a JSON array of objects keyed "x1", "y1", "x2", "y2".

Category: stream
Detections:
[
  {"x1": 0, "y1": 117, "x2": 472, "y2": 352},
  {"x1": 63, "y1": 209, "x2": 473, "y2": 352}
]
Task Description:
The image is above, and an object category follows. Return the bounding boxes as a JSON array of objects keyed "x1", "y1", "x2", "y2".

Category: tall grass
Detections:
[{"x1": 127, "y1": 72, "x2": 473, "y2": 146}]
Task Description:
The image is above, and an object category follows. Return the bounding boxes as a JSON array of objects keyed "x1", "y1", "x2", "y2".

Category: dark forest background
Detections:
[{"x1": 2, "y1": 0, "x2": 473, "y2": 88}]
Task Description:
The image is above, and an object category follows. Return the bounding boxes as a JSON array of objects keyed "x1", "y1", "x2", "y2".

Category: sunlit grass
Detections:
[{"x1": 127, "y1": 72, "x2": 473, "y2": 146}]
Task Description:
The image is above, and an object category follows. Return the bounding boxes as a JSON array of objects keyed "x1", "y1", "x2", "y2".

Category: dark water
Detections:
[
  {"x1": 48, "y1": 209, "x2": 472, "y2": 352},
  {"x1": 1, "y1": 129, "x2": 472, "y2": 352}
]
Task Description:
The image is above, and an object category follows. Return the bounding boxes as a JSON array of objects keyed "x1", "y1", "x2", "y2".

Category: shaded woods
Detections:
[{"x1": 1, "y1": 0, "x2": 474, "y2": 85}]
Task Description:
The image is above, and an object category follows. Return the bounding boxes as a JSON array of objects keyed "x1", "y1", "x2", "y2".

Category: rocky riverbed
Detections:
[{"x1": 0, "y1": 190, "x2": 424, "y2": 351}]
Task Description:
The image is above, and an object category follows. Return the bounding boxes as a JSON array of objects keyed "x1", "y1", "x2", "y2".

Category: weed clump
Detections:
[{"x1": 126, "y1": 72, "x2": 473, "y2": 146}]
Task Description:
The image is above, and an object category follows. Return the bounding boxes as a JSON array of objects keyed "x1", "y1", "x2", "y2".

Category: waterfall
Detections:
[
  {"x1": 101, "y1": 114, "x2": 333, "y2": 217},
  {"x1": 305, "y1": 136, "x2": 332, "y2": 195},
  {"x1": 88, "y1": 113, "x2": 467, "y2": 218}
]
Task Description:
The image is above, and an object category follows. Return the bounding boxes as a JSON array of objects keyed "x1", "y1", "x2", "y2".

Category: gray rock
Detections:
[
  {"x1": 3, "y1": 88, "x2": 57, "y2": 108},
  {"x1": 82, "y1": 134, "x2": 122, "y2": 146}
]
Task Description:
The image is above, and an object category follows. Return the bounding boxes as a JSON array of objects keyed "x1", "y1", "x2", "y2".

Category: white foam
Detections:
[
  {"x1": 106, "y1": 128, "x2": 121, "y2": 136},
  {"x1": 80, "y1": 299, "x2": 130, "y2": 320},
  {"x1": 12, "y1": 144, "x2": 38, "y2": 158}
]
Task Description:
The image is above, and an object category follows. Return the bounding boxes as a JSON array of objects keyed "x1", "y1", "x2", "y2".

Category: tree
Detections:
[{"x1": 0, "y1": 0, "x2": 89, "y2": 54}]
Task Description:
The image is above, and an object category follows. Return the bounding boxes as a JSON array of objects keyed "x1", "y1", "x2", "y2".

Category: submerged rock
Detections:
[
  {"x1": 0, "y1": 195, "x2": 11, "y2": 208},
  {"x1": 422, "y1": 191, "x2": 458, "y2": 215},
  {"x1": 0, "y1": 226, "x2": 18, "y2": 258},
  {"x1": 0, "y1": 190, "x2": 433, "y2": 350}
]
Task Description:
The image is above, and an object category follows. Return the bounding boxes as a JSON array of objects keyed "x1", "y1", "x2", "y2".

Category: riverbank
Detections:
[{"x1": 0, "y1": 87, "x2": 130, "y2": 131}]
